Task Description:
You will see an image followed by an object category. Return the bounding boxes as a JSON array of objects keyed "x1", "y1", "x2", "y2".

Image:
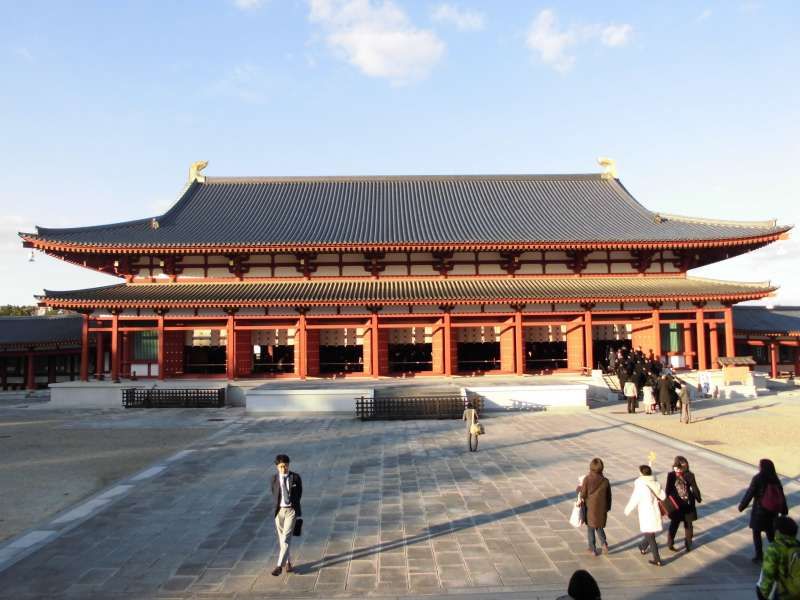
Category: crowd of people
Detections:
[
  {"x1": 564, "y1": 455, "x2": 797, "y2": 600},
  {"x1": 610, "y1": 346, "x2": 692, "y2": 421}
]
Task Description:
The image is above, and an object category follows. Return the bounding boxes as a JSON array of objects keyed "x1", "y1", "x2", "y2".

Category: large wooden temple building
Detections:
[{"x1": 20, "y1": 163, "x2": 791, "y2": 383}]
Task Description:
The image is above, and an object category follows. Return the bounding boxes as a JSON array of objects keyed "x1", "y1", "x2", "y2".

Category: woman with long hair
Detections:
[
  {"x1": 738, "y1": 458, "x2": 789, "y2": 563},
  {"x1": 665, "y1": 456, "x2": 702, "y2": 552}
]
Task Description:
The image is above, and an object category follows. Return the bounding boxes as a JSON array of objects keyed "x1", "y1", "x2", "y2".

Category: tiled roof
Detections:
[
  {"x1": 0, "y1": 314, "x2": 82, "y2": 348},
  {"x1": 734, "y1": 306, "x2": 800, "y2": 335},
  {"x1": 40, "y1": 277, "x2": 774, "y2": 308},
  {"x1": 24, "y1": 174, "x2": 789, "y2": 249}
]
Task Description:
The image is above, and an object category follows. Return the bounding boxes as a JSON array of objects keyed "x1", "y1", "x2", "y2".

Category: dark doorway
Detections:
[
  {"x1": 388, "y1": 343, "x2": 433, "y2": 373},
  {"x1": 184, "y1": 346, "x2": 227, "y2": 375},
  {"x1": 253, "y1": 345, "x2": 295, "y2": 374},
  {"x1": 457, "y1": 342, "x2": 500, "y2": 373},
  {"x1": 319, "y1": 345, "x2": 364, "y2": 374},
  {"x1": 594, "y1": 340, "x2": 632, "y2": 372},
  {"x1": 525, "y1": 341, "x2": 567, "y2": 373}
]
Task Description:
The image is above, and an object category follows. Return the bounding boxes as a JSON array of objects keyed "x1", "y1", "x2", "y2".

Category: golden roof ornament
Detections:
[
  {"x1": 189, "y1": 160, "x2": 209, "y2": 183},
  {"x1": 597, "y1": 157, "x2": 617, "y2": 180}
]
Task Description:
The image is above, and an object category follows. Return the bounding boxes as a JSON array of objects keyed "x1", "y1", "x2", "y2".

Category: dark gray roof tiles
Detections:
[
  {"x1": 24, "y1": 174, "x2": 788, "y2": 249},
  {"x1": 40, "y1": 277, "x2": 774, "y2": 307},
  {"x1": 0, "y1": 314, "x2": 83, "y2": 348},
  {"x1": 734, "y1": 306, "x2": 800, "y2": 335}
]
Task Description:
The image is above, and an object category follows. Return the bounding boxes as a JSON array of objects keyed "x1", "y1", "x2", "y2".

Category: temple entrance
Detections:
[
  {"x1": 251, "y1": 329, "x2": 295, "y2": 375},
  {"x1": 592, "y1": 324, "x2": 633, "y2": 372},
  {"x1": 183, "y1": 328, "x2": 227, "y2": 375},
  {"x1": 524, "y1": 325, "x2": 567, "y2": 372},
  {"x1": 456, "y1": 327, "x2": 501, "y2": 373},
  {"x1": 387, "y1": 327, "x2": 433, "y2": 374},
  {"x1": 318, "y1": 328, "x2": 364, "y2": 375}
]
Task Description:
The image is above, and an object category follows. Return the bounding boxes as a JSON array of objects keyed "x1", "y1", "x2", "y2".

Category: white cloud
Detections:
[
  {"x1": 210, "y1": 63, "x2": 270, "y2": 103},
  {"x1": 696, "y1": 8, "x2": 713, "y2": 22},
  {"x1": 431, "y1": 4, "x2": 485, "y2": 31},
  {"x1": 11, "y1": 46, "x2": 34, "y2": 62},
  {"x1": 525, "y1": 9, "x2": 633, "y2": 73},
  {"x1": 308, "y1": 0, "x2": 445, "y2": 85},
  {"x1": 600, "y1": 24, "x2": 632, "y2": 47},
  {"x1": 233, "y1": 0, "x2": 265, "y2": 10}
]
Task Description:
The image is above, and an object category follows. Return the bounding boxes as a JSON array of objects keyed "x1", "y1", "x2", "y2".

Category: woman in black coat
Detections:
[
  {"x1": 665, "y1": 456, "x2": 702, "y2": 552},
  {"x1": 738, "y1": 458, "x2": 789, "y2": 562}
]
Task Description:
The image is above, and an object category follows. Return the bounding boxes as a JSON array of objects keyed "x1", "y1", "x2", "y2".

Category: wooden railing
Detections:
[
  {"x1": 122, "y1": 387, "x2": 225, "y2": 408},
  {"x1": 355, "y1": 395, "x2": 483, "y2": 421}
]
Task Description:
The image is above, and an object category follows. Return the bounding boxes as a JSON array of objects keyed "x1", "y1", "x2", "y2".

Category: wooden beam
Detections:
[
  {"x1": 584, "y1": 310, "x2": 594, "y2": 372},
  {"x1": 157, "y1": 313, "x2": 165, "y2": 381},
  {"x1": 80, "y1": 313, "x2": 90, "y2": 382},
  {"x1": 371, "y1": 313, "x2": 380, "y2": 379},
  {"x1": 695, "y1": 308, "x2": 706, "y2": 371},
  {"x1": 514, "y1": 309, "x2": 524, "y2": 375},
  {"x1": 95, "y1": 331, "x2": 104, "y2": 380},
  {"x1": 443, "y1": 311, "x2": 452, "y2": 377},
  {"x1": 111, "y1": 311, "x2": 120, "y2": 383},
  {"x1": 724, "y1": 306, "x2": 735, "y2": 357},
  {"x1": 770, "y1": 342, "x2": 779, "y2": 378}
]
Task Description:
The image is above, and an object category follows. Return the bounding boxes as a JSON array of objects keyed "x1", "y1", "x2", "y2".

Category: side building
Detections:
[{"x1": 20, "y1": 166, "x2": 791, "y2": 383}]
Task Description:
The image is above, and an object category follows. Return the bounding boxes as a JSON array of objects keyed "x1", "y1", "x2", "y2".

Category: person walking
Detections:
[
  {"x1": 739, "y1": 458, "x2": 789, "y2": 563},
  {"x1": 271, "y1": 454, "x2": 303, "y2": 576},
  {"x1": 656, "y1": 374, "x2": 674, "y2": 415},
  {"x1": 665, "y1": 456, "x2": 702, "y2": 552},
  {"x1": 642, "y1": 375, "x2": 656, "y2": 414},
  {"x1": 463, "y1": 402, "x2": 480, "y2": 452},
  {"x1": 580, "y1": 458, "x2": 612, "y2": 556},
  {"x1": 756, "y1": 516, "x2": 800, "y2": 600},
  {"x1": 678, "y1": 384, "x2": 692, "y2": 424},
  {"x1": 624, "y1": 465, "x2": 666, "y2": 566}
]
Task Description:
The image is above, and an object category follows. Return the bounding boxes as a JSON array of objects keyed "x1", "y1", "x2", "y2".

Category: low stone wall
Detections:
[
  {"x1": 245, "y1": 387, "x2": 373, "y2": 414},
  {"x1": 464, "y1": 384, "x2": 588, "y2": 411}
]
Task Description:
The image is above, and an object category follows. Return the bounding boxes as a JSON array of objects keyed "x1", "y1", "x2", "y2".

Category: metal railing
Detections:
[
  {"x1": 122, "y1": 387, "x2": 225, "y2": 408},
  {"x1": 355, "y1": 395, "x2": 482, "y2": 421}
]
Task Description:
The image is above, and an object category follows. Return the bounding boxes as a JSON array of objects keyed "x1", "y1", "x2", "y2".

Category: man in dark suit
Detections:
[{"x1": 271, "y1": 454, "x2": 302, "y2": 576}]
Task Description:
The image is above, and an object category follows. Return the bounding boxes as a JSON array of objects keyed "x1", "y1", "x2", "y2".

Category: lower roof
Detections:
[
  {"x1": 734, "y1": 305, "x2": 800, "y2": 335},
  {"x1": 39, "y1": 277, "x2": 774, "y2": 309},
  {"x1": 0, "y1": 314, "x2": 83, "y2": 348}
]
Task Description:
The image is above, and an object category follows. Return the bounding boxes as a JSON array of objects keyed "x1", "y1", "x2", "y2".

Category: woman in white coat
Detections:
[{"x1": 624, "y1": 464, "x2": 666, "y2": 566}]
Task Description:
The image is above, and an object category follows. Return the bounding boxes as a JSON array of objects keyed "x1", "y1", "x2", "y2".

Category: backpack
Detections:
[
  {"x1": 778, "y1": 544, "x2": 800, "y2": 599},
  {"x1": 761, "y1": 483, "x2": 785, "y2": 513}
]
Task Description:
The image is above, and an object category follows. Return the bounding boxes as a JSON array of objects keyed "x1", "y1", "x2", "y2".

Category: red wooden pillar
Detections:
[
  {"x1": 95, "y1": 332, "x2": 104, "y2": 380},
  {"x1": 709, "y1": 324, "x2": 719, "y2": 369},
  {"x1": 443, "y1": 310, "x2": 453, "y2": 376},
  {"x1": 770, "y1": 342, "x2": 779, "y2": 379},
  {"x1": 111, "y1": 311, "x2": 120, "y2": 383},
  {"x1": 583, "y1": 307, "x2": 594, "y2": 372},
  {"x1": 683, "y1": 325, "x2": 694, "y2": 369},
  {"x1": 80, "y1": 313, "x2": 90, "y2": 381},
  {"x1": 297, "y1": 313, "x2": 307, "y2": 379},
  {"x1": 514, "y1": 308, "x2": 524, "y2": 375},
  {"x1": 226, "y1": 311, "x2": 236, "y2": 380},
  {"x1": 651, "y1": 307, "x2": 662, "y2": 360},
  {"x1": 695, "y1": 307, "x2": 707, "y2": 371},
  {"x1": 371, "y1": 313, "x2": 380, "y2": 378},
  {"x1": 26, "y1": 352, "x2": 36, "y2": 390},
  {"x1": 724, "y1": 306, "x2": 735, "y2": 357},
  {"x1": 157, "y1": 312, "x2": 165, "y2": 381}
]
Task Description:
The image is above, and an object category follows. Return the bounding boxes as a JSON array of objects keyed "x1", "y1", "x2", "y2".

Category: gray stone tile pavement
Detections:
[{"x1": 0, "y1": 409, "x2": 795, "y2": 599}]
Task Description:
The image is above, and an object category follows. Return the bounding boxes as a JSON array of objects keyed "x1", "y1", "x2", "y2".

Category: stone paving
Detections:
[{"x1": 0, "y1": 409, "x2": 796, "y2": 599}]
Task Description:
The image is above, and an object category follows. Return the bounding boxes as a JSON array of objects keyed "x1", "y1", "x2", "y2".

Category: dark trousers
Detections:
[
  {"x1": 587, "y1": 527, "x2": 607, "y2": 552},
  {"x1": 639, "y1": 533, "x2": 661, "y2": 562},
  {"x1": 668, "y1": 517, "x2": 693, "y2": 547},
  {"x1": 627, "y1": 396, "x2": 637, "y2": 413},
  {"x1": 468, "y1": 433, "x2": 478, "y2": 452},
  {"x1": 753, "y1": 523, "x2": 776, "y2": 559}
]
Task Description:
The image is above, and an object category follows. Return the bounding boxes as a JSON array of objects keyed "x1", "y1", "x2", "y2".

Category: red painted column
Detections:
[
  {"x1": 157, "y1": 313, "x2": 165, "y2": 381},
  {"x1": 26, "y1": 352, "x2": 36, "y2": 390},
  {"x1": 770, "y1": 342, "x2": 779, "y2": 379},
  {"x1": 111, "y1": 312, "x2": 120, "y2": 383},
  {"x1": 709, "y1": 324, "x2": 719, "y2": 369},
  {"x1": 584, "y1": 310, "x2": 594, "y2": 372},
  {"x1": 298, "y1": 313, "x2": 307, "y2": 379},
  {"x1": 226, "y1": 313, "x2": 236, "y2": 380},
  {"x1": 652, "y1": 309, "x2": 662, "y2": 361},
  {"x1": 95, "y1": 331, "x2": 104, "y2": 380},
  {"x1": 80, "y1": 313, "x2": 90, "y2": 381},
  {"x1": 695, "y1": 308, "x2": 707, "y2": 371},
  {"x1": 683, "y1": 326, "x2": 694, "y2": 369},
  {"x1": 443, "y1": 311, "x2": 453, "y2": 376},
  {"x1": 371, "y1": 313, "x2": 380, "y2": 379},
  {"x1": 514, "y1": 310, "x2": 524, "y2": 375},
  {"x1": 724, "y1": 306, "x2": 735, "y2": 357}
]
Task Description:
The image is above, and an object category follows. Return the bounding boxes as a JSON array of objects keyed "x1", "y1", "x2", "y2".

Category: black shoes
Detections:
[
  {"x1": 271, "y1": 566, "x2": 282, "y2": 576},
  {"x1": 286, "y1": 562, "x2": 293, "y2": 573},
  {"x1": 668, "y1": 545, "x2": 679, "y2": 552},
  {"x1": 648, "y1": 559, "x2": 663, "y2": 567}
]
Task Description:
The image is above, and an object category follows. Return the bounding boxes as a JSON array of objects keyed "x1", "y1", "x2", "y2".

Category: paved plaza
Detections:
[{"x1": 1, "y1": 406, "x2": 797, "y2": 599}]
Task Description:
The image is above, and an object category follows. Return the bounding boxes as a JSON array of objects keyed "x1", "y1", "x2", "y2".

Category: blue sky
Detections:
[{"x1": 1, "y1": 1, "x2": 798, "y2": 305}]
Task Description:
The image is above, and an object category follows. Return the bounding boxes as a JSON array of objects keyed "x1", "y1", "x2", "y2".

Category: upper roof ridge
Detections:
[
  {"x1": 654, "y1": 212, "x2": 779, "y2": 229},
  {"x1": 202, "y1": 173, "x2": 607, "y2": 184}
]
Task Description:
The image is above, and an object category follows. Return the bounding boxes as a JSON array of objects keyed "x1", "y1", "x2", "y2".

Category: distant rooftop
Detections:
[
  {"x1": 0, "y1": 314, "x2": 82, "y2": 349},
  {"x1": 734, "y1": 305, "x2": 800, "y2": 336}
]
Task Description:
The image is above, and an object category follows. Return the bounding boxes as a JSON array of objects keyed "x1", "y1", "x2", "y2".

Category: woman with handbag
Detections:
[
  {"x1": 624, "y1": 464, "x2": 666, "y2": 566},
  {"x1": 579, "y1": 458, "x2": 612, "y2": 556},
  {"x1": 462, "y1": 402, "x2": 481, "y2": 452},
  {"x1": 665, "y1": 456, "x2": 702, "y2": 552},
  {"x1": 738, "y1": 458, "x2": 789, "y2": 563}
]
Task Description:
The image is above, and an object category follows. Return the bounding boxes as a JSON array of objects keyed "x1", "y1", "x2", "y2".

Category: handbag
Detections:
[
  {"x1": 649, "y1": 488, "x2": 669, "y2": 519},
  {"x1": 293, "y1": 517, "x2": 303, "y2": 537},
  {"x1": 470, "y1": 422, "x2": 485, "y2": 436},
  {"x1": 569, "y1": 495, "x2": 585, "y2": 528}
]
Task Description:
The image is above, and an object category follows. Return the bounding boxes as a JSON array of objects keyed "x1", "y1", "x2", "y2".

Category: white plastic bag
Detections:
[{"x1": 569, "y1": 499, "x2": 584, "y2": 528}]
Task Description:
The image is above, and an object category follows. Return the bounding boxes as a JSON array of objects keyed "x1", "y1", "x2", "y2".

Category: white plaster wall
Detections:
[
  {"x1": 465, "y1": 384, "x2": 588, "y2": 410},
  {"x1": 246, "y1": 388, "x2": 373, "y2": 413}
]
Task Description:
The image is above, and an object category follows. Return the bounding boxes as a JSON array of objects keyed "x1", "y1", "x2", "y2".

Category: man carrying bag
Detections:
[{"x1": 271, "y1": 454, "x2": 303, "y2": 576}]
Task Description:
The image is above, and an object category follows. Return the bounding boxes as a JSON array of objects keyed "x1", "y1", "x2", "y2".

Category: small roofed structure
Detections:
[{"x1": 717, "y1": 356, "x2": 756, "y2": 386}]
